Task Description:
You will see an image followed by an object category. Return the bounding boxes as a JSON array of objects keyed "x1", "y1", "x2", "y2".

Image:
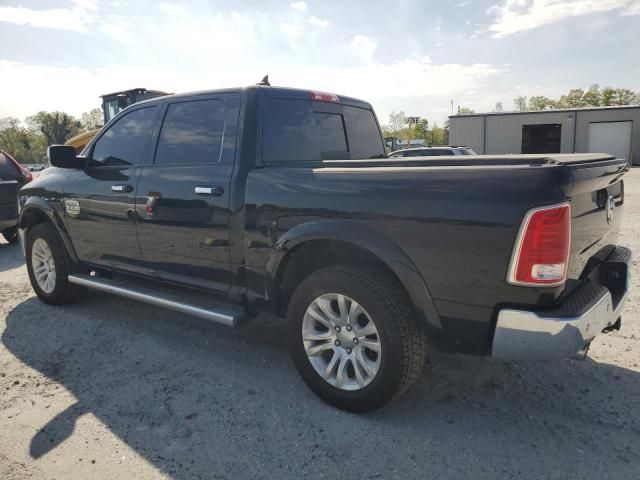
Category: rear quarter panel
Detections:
[{"x1": 244, "y1": 163, "x2": 574, "y2": 352}]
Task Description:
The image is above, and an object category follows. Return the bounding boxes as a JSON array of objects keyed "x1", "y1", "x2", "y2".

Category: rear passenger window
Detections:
[
  {"x1": 342, "y1": 106, "x2": 385, "y2": 159},
  {"x1": 262, "y1": 98, "x2": 347, "y2": 162},
  {"x1": 155, "y1": 99, "x2": 225, "y2": 165}
]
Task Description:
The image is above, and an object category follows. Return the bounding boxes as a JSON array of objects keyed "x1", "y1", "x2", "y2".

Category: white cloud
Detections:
[
  {"x1": 0, "y1": 7, "x2": 504, "y2": 125},
  {"x1": 0, "y1": 54, "x2": 502, "y2": 125},
  {"x1": 349, "y1": 35, "x2": 377, "y2": 63},
  {"x1": 308, "y1": 15, "x2": 329, "y2": 27},
  {"x1": 100, "y1": 21, "x2": 135, "y2": 43},
  {"x1": 488, "y1": 0, "x2": 637, "y2": 37},
  {"x1": 622, "y1": 2, "x2": 640, "y2": 15},
  {"x1": 280, "y1": 22, "x2": 304, "y2": 40},
  {"x1": 290, "y1": 1, "x2": 308, "y2": 11},
  {"x1": 0, "y1": 0, "x2": 96, "y2": 32},
  {"x1": 159, "y1": 2, "x2": 187, "y2": 16}
]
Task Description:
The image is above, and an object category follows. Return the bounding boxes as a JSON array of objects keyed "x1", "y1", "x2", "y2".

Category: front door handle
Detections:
[
  {"x1": 195, "y1": 186, "x2": 224, "y2": 196},
  {"x1": 111, "y1": 184, "x2": 133, "y2": 193}
]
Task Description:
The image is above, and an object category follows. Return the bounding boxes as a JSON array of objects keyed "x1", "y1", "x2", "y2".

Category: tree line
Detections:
[
  {"x1": 513, "y1": 85, "x2": 638, "y2": 112},
  {"x1": 0, "y1": 112, "x2": 85, "y2": 164}
]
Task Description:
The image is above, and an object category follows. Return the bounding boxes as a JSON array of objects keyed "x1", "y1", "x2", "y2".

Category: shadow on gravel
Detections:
[
  {"x1": 2, "y1": 295, "x2": 639, "y2": 479},
  {"x1": 0, "y1": 241, "x2": 24, "y2": 272}
]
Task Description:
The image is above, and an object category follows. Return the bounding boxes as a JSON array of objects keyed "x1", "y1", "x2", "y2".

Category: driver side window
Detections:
[{"x1": 91, "y1": 107, "x2": 157, "y2": 167}]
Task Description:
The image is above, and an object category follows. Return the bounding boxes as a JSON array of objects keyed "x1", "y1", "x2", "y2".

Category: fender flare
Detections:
[
  {"x1": 266, "y1": 220, "x2": 442, "y2": 333},
  {"x1": 18, "y1": 197, "x2": 80, "y2": 264}
]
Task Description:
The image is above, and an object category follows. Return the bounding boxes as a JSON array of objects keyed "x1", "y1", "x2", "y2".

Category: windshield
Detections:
[{"x1": 104, "y1": 99, "x2": 121, "y2": 124}]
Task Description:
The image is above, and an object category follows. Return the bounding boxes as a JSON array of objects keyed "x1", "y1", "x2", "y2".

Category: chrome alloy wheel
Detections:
[
  {"x1": 31, "y1": 238, "x2": 56, "y2": 294},
  {"x1": 302, "y1": 293, "x2": 382, "y2": 391}
]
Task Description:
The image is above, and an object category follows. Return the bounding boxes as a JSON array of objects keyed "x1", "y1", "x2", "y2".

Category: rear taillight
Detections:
[
  {"x1": 3, "y1": 150, "x2": 32, "y2": 183},
  {"x1": 507, "y1": 203, "x2": 571, "y2": 286},
  {"x1": 309, "y1": 91, "x2": 340, "y2": 103}
]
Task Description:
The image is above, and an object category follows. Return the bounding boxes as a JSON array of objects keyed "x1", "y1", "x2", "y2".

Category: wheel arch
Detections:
[
  {"x1": 267, "y1": 220, "x2": 442, "y2": 337},
  {"x1": 18, "y1": 198, "x2": 80, "y2": 264}
]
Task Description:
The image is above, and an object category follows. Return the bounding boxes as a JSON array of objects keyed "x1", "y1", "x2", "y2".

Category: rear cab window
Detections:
[{"x1": 261, "y1": 92, "x2": 385, "y2": 162}]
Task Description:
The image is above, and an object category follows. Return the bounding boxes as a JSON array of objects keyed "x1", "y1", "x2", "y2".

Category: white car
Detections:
[{"x1": 389, "y1": 146, "x2": 477, "y2": 157}]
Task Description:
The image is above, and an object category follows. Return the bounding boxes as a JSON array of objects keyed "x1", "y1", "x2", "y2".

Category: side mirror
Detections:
[{"x1": 48, "y1": 145, "x2": 84, "y2": 169}]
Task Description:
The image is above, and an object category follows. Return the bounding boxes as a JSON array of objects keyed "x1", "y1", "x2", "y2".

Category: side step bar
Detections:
[{"x1": 67, "y1": 274, "x2": 243, "y2": 327}]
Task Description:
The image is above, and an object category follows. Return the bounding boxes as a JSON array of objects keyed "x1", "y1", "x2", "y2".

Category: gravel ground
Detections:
[{"x1": 1, "y1": 171, "x2": 639, "y2": 480}]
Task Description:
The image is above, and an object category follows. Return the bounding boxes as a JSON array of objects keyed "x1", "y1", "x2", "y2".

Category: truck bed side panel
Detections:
[{"x1": 244, "y1": 164, "x2": 574, "y2": 352}]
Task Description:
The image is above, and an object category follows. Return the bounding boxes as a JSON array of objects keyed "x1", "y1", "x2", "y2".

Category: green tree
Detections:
[
  {"x1": 582, "y1": 84, "x2": 602, "y2": 107},
  {"x1": 26, "y1": 111, "x2": 82, "y2": 145},
  {"x1": 0, "y1": 118, "x2": 47, "y2": 164},
  {"x1": 514, "y1": 96, "x2": 528, "y2": 111},
  {"x1": 556, "y1": 88, "x2": 588, "y2": 108},
  {"x1": 609, "y1": 88, "x2": 637, "y2": 105},
  {"x1": 388, "y1": 111, "x2": 407, "y2": 137},
  {"x1": 414, "y1": 118, "x2": 430, "y2": 141},
  {"x1": 430, "y1": 122, "x2": 447, "y2": 145},
  {"x1": 457, "y1": 107, "x2": 475, "y2": 115},
  {"x1": 528, "y1": 96, "x2": 556, "y2": 111}
]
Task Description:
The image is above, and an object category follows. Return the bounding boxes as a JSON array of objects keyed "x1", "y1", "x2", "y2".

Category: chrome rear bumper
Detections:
[{"x1": 492, "y1": 247, "x2": 631, "y2": 360}]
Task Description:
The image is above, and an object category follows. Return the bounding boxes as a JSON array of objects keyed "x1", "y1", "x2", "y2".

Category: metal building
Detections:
[{"x1": 449, "y1": 105, "x2": 640, "y2": 165}]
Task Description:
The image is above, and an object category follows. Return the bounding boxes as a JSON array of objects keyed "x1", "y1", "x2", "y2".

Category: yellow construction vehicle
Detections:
[{"x1": 66, "y1": 88, "x2": 170, "y2": 153}]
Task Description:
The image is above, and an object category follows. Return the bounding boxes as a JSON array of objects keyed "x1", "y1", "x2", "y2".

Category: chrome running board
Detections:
[{"x1": 67, "y1": 274, "x2": 243, "y2": 327}]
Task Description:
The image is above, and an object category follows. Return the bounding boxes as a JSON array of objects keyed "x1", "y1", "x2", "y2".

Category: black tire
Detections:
[
  {"x1": 287, "y1": 265, "x2": 427, "y2": 412},
  {"x1": 25, "y1": 223, "x2": 87, "y2": 305},
  {"x1": 2, "y1": 227, "x2": 18, "y2": 244}
]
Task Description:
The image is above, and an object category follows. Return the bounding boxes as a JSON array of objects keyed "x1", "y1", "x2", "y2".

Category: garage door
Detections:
[{"x1": 587, "y1": 121, "x2": 632, "y2": 163}]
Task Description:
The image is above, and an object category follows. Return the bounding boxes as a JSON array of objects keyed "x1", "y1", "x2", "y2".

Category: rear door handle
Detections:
[
  {"x1": 195, "y1": 186, "x2": 224, "y2": 196},
  {"x1": 111, "y1": 184, "x2": 133, "y2": 193}
]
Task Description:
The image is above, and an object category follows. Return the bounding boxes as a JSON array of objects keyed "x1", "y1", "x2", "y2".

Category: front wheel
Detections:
[
  {"x1": 25, "y1": 223, "x2": 87, "y2": 305},
  {"x1": 2, "y1": 227, "x2": 18, "y2": 244},
  {"x1": 287, "y1": 265, "x2": 427, "y2": 412}
]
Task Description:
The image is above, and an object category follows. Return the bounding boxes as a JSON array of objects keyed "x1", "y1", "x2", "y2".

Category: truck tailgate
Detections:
[
  {"x1": 0, "y1": 180, "x2": 19, "y2": 223},
  {"x1": 565, "y1": 156, "x2": 628, "y2": 279}
]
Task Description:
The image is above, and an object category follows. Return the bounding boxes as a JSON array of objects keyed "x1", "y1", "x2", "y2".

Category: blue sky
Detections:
[{"x1": 0, "y1": 0, "x2": 639, "y2": 126}]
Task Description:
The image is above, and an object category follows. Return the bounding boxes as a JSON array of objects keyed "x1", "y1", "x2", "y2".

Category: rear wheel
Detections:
[
  {"x1": 2, "y1": 227, "x2": 18, "y2": 244},
  {"x1": 288, "y1": 265, "x2": 427, "y2": 412},
  {"x1": 26, "y1": 223, "x2": 87, "y2": 305}
]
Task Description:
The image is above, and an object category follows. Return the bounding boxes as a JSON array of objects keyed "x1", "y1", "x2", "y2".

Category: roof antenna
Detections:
[{"x1": 258, "y1": 75, "x2": 270, "y2": 86}]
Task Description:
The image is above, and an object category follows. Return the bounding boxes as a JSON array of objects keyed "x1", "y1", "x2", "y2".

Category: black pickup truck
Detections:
[{"x1": 17, "y1": 85, "x2": 631, "y2": 411}]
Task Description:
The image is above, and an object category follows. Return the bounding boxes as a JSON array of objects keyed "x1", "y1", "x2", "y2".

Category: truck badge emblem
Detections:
[{"x1": 64, "y1": 199, "x2": 80, "y2": 216}]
